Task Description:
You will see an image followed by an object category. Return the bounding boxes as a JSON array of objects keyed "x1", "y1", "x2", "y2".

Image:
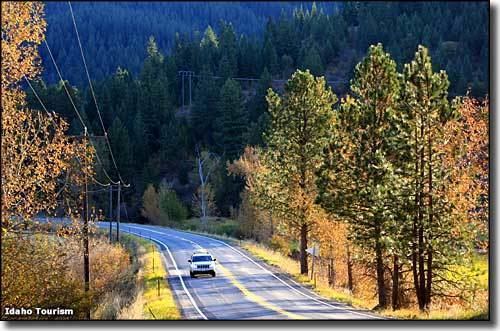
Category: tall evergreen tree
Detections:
[
  {"x1": 256, "y1": 69, "x2": 337, "y2": 275},
  {"x1": 138, "y1": 36, "x2": 171, "y2": 152},
  {"x1": 262, "y1": 38, "x2": 279, "y2": 75},
  {"x1": 217, "y1": 22, "x2": 238, "y2": 79},
  {"x1": 200, "y1": 25, "x2": 219, "y2": 72},
  {"x1": 300, "y1": 43, "x2": 324, "y2": 76},
  {"x1": 108, "y1": 117, "x2": 132, "y2": 179},
  {"x1": 217, "y1": 79, "x2": 246, "y2": 161},
  {"x1": 401, "y1": 45, "x2": 459, "y2": 311},
  {"x1": 191, "y1": 67, "x2": 220, "y2": 146},
  {"x1": 132, "y1": 109, "x2": 148, "y2": 167},
  {"x1": 317, "y1": 44, "x2": 401, "y2": 309}
]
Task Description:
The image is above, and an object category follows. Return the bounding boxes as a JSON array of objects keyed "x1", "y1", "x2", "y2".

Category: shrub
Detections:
[
  {"x1": 269, "y1": 235, "x2": 291, "y2": 256},
  {"x1": 159, "y1": 185, "x2": 188, "y2": 223}
]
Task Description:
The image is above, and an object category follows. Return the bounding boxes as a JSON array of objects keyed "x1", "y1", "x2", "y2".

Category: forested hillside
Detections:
[
  {"x1": 41, "y1": 2, "x2": 488, "y2": 96},
  {"x1": 41, "y1": 1, "x2": 339, "y2": 85}
]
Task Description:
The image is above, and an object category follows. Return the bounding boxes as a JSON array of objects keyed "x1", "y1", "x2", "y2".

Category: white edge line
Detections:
[{"x1": 121, "y1": 226, "x2": 208, "y2": 320}]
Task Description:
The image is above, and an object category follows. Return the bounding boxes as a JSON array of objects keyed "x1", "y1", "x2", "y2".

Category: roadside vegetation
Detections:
[
  {"x1": 119, "y1": 234, "x2": 180, "y2": 320},
  {"x1": 1, "y1": 227, "x2": 134, "y2": 320}
]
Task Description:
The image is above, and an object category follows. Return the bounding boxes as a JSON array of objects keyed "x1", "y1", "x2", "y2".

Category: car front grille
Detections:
[{"x1": 197, "y1": 264, "x2": 210, "y2": 269}]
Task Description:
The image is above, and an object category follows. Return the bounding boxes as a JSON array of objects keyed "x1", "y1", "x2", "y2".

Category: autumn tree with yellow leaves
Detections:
[
  {"x1": 0, "y1": 2, "x2": 113, "y2": 319},
  {"x1": 1, "y1": 1, "x2": 94, "y2": 232}
]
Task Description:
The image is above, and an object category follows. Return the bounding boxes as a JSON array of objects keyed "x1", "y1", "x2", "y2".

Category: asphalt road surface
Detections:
[{"x1": 99, "y1": 222, "x2": 384, "y2": 320}]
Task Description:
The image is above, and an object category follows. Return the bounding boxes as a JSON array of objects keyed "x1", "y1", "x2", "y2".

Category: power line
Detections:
[
  {"x1": 23, "y1": 76, "x2": 53, "y2": 118},
  {"x1": 89, "y1": 174, "x2": 111, "y2": 188},
  {"x1": 87, "y1": 139, "x2": 120, "y2": 185},
  {"x1": 24, "y1": 78, "x2": 111, "y2": 189},
  {"x1": 68, "y1": 1, "x2": 105, "y2": 131},
  {"x1": 178, "y1": 70, "x2": 348, "y2": 109},
  {"x1": 41, "y1": 40, "x2": 119, "y2": 185},
  {"x1": 43, "y1": 40, "x2": 86, "y2": 129},
  {"x1": 27, "y1": 85, "x2": 117, "y2": 186},
  {"x1": 179, "y1": 71, "x2": 348, "y2": 84},
  {"x1": 68, "y1": 1, "x2": 129, "y2": 187}
]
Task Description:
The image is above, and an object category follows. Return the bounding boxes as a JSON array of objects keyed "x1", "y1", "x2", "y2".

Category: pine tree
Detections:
[
  {"x1": 401, "y1": 45, "x2": 459, "y2": 311},
  {"x1": 317, "y1": 44, "x2": 401, "y2": 309},
  {"x1": 249, "y1": 68, "x2": 272, "y2": 122},
  {"x1": 138, "y1": 36, "x2": 171, "y2": 153},
  {"x1": 256, "y1": 69, "x2": 337, "y2": 275},
  {"x1": 191, "y1": 67, "x2": 220, "y2": 146},
  {"x1": 280, "y1": 54, "x2": 294, "y2": 79},
  {"x1": 300, "y1": 43, "x2": 324, "y2": 76},
  {"x1": 217, "y1": 22, "x2": 238, "y2": 79},
  {"x1": 132, "y1": 109, "x2": 148, "y2": 168},
  {"x1": 262, "y1": 38, "x2": 279, "y2": 76},
  {"x1": 108, "y1": 117, "x2": 132, "y2": 179},
  {"x1": 217, "y1": 79, "x2": 246, "y2": 161},
  {"x1": 200, "y1": 25, "x2": 219, "y2": 72}
]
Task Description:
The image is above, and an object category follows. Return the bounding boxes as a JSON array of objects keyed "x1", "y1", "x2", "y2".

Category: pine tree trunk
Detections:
[
  {"x1": 375, "y1": 230, "x2": 387, "y2": 308},
  {"x1": 346, "y1": 243, "x2": 354, "y2": 292},
  {"x1": 300, "y1": 223, "x2": 308, "y2": 275},
  {"x1": 392, "y1": 254, "x2": 399, "y2": 310},
  {"x1": 328, "y1": 245, "x2": 336, "y2": 287},
  {"x1": 417, "y1": 121, "x2": 427, "y2": 311},
  {"x1": 425, "y1": 133, "x2": 434, "y2": 310},
  {"x1": 418, "y1": 224, "x2": 426, "y2": 310},
  {"x1": 412, "y1": 125, "x2": 423, "y2": 310}
]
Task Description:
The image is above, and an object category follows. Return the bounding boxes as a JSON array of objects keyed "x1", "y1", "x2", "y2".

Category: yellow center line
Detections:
[{"x1": 216, "y1": 263, "x2": 306, "y2": 320}]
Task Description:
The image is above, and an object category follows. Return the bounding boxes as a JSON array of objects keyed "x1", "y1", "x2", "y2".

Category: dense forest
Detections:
[
  {"x1": 41, "y1": 1, "x2": 340, "y2": 85},
  {"x1": 41, "y1": 2, "x2": 488, "y2": 96}
]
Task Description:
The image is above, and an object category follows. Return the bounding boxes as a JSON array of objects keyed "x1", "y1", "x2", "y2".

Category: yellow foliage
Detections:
[{"x1": 1, "y1": 1, "x2": 95, "y2": 233}]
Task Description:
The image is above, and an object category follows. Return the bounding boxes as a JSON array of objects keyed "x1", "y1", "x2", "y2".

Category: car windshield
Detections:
[{"x1": 192, "y1": 255, "x2": 212, "y2": 262}]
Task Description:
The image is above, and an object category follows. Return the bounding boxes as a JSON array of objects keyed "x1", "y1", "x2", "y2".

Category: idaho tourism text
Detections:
[{"x1": 4, "y1": 307, "x2": 74, "y2": 316}]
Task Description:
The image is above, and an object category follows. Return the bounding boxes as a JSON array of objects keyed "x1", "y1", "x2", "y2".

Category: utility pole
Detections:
[
  {"x1": 82, "y1": 127, "x2": 91, "y2": 320},
  {"x1": 108, "y1": 184, "x2": 113, "y2": 242},
  {"x1": 68, "y1": 132, "x2": 107, "y2": 321},
  {"x1": 116, "y1": 181, "x2": 121, "y2": 242}
]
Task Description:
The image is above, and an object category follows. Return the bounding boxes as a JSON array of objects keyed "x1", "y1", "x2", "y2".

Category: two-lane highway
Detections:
[{"x1": 100, "y1": 222, "x2": 383, "y2": 320}]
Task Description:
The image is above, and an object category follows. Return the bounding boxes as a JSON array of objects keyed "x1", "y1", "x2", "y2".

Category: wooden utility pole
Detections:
[
  {"x1": 82, "y1": 128, "x2": 91, "y2": 320},
  {"x1": 108, "y1": 184, "x2": 113, "y2": 242},
  {"x1": 69, "y1": 132, "x2": 107, "y2": 321},
  {"x1": 116, "y1": 181, "x2": 121, "y2": 242}
]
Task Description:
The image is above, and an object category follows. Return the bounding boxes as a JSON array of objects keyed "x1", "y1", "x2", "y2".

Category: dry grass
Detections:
[{"x1": 241, "y1": 241, "x2": 374, "y2": 309}]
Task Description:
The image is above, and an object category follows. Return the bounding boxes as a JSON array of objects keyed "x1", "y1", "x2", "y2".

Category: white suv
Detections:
[{"x1": 188, "y1": 250, "x2": 216, "y2": 278}]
